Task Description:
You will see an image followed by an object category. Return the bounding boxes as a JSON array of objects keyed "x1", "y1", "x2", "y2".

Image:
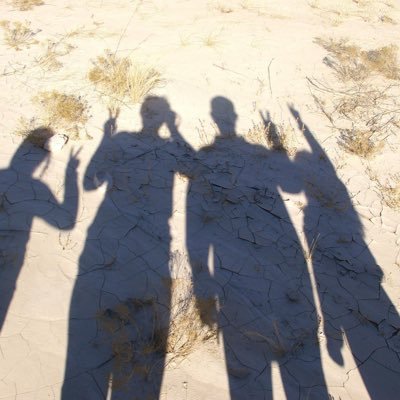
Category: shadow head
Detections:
[{"x1": 211, "y1": 96, "x2": 237, "y2": 138}]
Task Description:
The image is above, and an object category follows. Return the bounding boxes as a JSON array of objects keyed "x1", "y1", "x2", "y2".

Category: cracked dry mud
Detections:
[{"x1": 1, "y1": 1, "x2": 400, "y2": 400}]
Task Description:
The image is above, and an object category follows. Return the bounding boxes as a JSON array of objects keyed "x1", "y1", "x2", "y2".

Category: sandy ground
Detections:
[{"x1": 0, "y1": 1, "x2": 400, "y2": 399}]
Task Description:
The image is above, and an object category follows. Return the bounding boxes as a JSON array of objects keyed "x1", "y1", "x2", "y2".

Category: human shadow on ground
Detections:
[
  {"x1": 289, "y1": 106, "x2": 400, "y2": 399},
  {"x1": 0, "y1": 130, "x2": 79, "y2": 332},
  {"x1": 185, "y1": 97, "x2": 330, "y2": 399},
  {"x1": 62, "y1": 97, "x2": 194, "y2": 399}
]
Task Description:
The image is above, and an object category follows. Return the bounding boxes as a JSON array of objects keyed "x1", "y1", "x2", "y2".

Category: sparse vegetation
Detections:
[
  {"x1": 35, "y1": 38, "x2": 75, "y2": 71},
  {"x1": 315, "y1": 38, "x2": 400, "y2": 80},
  {"x1": 214, "y1": 3, "x2": 233, "y2": 13},
  {"x1": 96, "y1": 252, "x2": 217, "y2": 391},
  {"x1": 377, "y1": 174, "x2": 400, "y2": 210},
  {"x1": 10, "y1": 0, "x2": 44, "y2": 11},
  {"x1": 88, "y1": 50, "x2": 163, "y2": 111},
  {"x1": 202, "y1": 32, "x2": 220, "y2": 47},
  {"x1": 16, "y1": 91, "x2": 90, "y2": 142},
  {"x1": 310, "y1": 38, "x2": 400, "y2": 158},
  {"x1": 0, "y1": 20, "x2": 39, "y2": 50},
  {"x1": 246, "y1": 115, "x2": 297, "y2": 155},
  {"x1": 15, "y1": 122, "x2": 55, "y2": 147}
]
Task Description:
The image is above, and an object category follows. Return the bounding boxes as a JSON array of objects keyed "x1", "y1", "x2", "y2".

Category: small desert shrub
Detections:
[
  {"x1": 88, "y1": 50, "x2": 163, "y2": 110},
  {"x1": 0, "y1": 20, "x2": 39, "y2": 50},
  {"x1": 10, "y1": 0, "x2": 44, "y2": 10}
]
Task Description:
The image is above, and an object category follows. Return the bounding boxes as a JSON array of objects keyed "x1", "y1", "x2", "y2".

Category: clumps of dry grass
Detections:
[
  {"x1": 338, "y1": 129, "x2": 385, "y2": 158},
  {"x1": 165, "y1": 251, "x2": 217, "y2": 357},
  {"x1": 33, "y1": 91, "x2": 89, "y2": 138},
  {"x1": 16, "y1": 91, "x2": 90, "y2": 142},
  {"x1": 88, "y1": 50, "x2": 163, "y2": 111},
  {"x1": 246, "y1": 114, "x2": 297, "y2": 155},
  {"x1": 310, "y1": 38, "x2": 400, "y2": 158},
  {"x1": 309, "y1": 79, "x2": 399, "y2": 158},
  {"x1": 315, "y1": 38, "x2": 400, "y2": 80},
  {"x1": 0, "y1": 20, "x2": 40, "y2": 50},
  {"x1": 10, "y1": 0, "x2": 43, "y2": 11},
  {"x1": 376, "y1": 174, "x2": 400, "y2": 210},
  {"x1": 96, "y1": 251, "x2": 217, "y2": 392},
  {"x1": 164, "y1": 279, "x2": 217, "y2": 358}
]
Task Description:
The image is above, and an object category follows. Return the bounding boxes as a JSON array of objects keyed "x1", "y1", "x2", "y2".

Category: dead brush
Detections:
[
  {"x1": 0, "y1": 20, "x2": 40, "y2": 50},
  {"x1": 15, "y1": 121, "x2": 55, "y2": 147},
  {"x1": 164, "y1": 277, "x2": 217, "y2": 358},
  {"x1": 88, "y1": 50, "x2": 163, "y2": 111},
  {"x1": 315, "y1": 38, "x2": 400, "y2": 81},
  {"x1": 338, "y1": 128, "x2": 385, "y2": 158},
  {"x1": 377, "y1": 173, "x2": 400, "y2": 210},
  {"x1": 35, "y1": 38, "x2": 75, "y2": 71},
  {"x1": 247, "y1": 112, "x2": 297, "y2": 155},
  {"x1": 309, "y1": 37, "x2": 400, "y2": 160},
  {"x1": 33, "y1": 91, "x2": 90, "y2": 139},
  {"x1": 9, "y1": 0, "x2": 43, "y2": 11},
  {"x1": 95, "y1": 252, "x2": 217, "y2": 390},
  {"x1": 165, "y1": 251, "x2": 217, "y2": 359},
  {"x1": 309, "y1": 79, "x2": 399, "y2": 157}
]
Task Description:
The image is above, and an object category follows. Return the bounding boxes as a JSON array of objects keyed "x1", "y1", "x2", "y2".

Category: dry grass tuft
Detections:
[
  {"x1": 10, "y1": 0, "x2": 44, "y2": 11},
  {"x1": 88, "y1": 50, "x2": 163, "y2": 111},
  {"x1": 202, "y1": 32, "x2": 220, "y2": 48},
  {"x1": 0, "y1": 20, "x2": 39, "y2": 50}
]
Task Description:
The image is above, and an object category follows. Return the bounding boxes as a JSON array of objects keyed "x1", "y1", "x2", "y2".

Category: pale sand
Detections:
[{"x1": 0, "y1": 1, "x2": 399, "y2": 399}]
